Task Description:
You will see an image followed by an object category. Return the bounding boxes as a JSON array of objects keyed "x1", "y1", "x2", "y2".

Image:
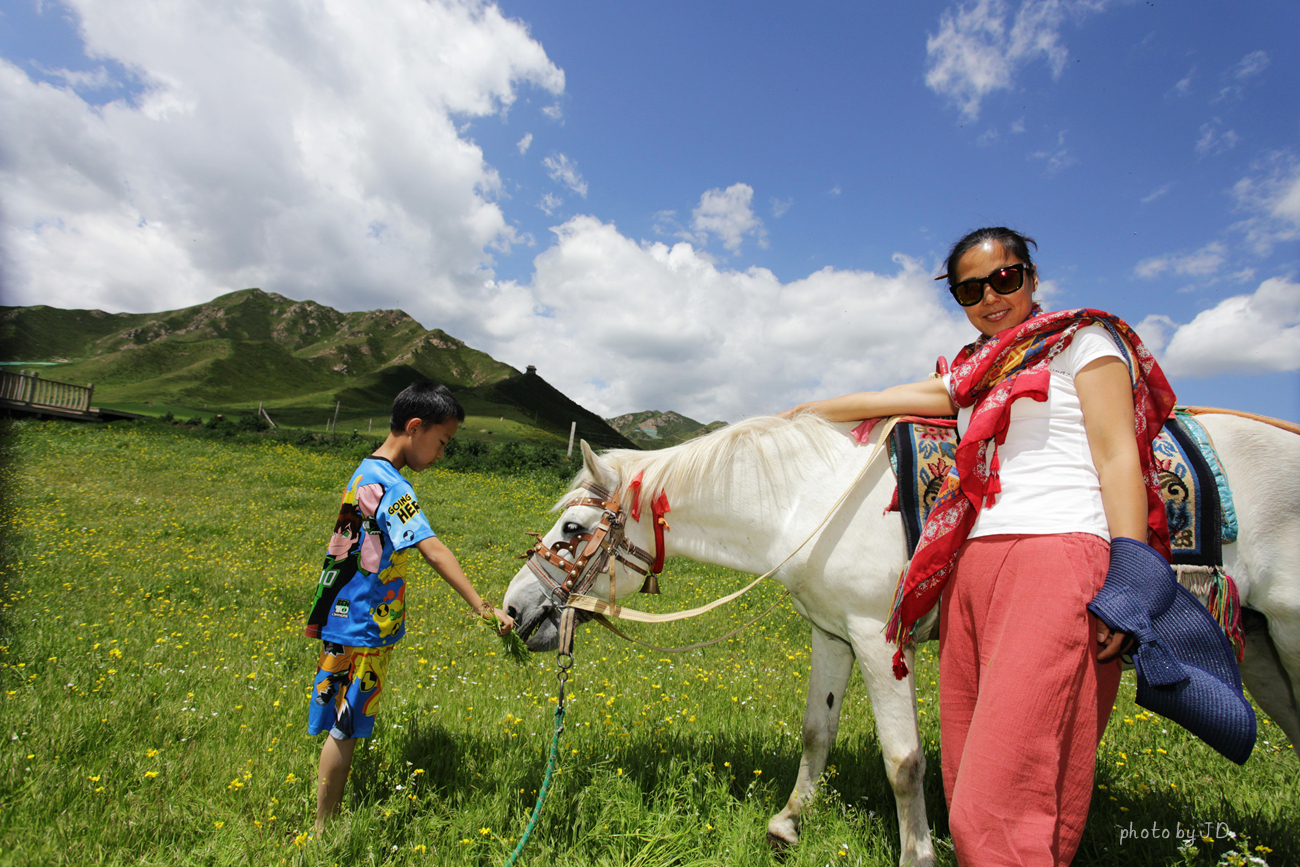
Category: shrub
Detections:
[
  {"x1": 235, "y1": 414, "x2": 270, "y2": 433},
  {"x1": 439, "y1": 438, "x2": 579, "y2": 480}
]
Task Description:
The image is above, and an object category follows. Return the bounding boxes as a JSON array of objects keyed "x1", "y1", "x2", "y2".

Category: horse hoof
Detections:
[{"x1": 766, "y1": 830, "x2": 796, "y2": 854}]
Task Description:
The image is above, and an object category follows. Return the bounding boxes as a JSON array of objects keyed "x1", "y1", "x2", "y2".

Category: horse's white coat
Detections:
[
  {"x1": 502, "y1": 412, "x2": 1300, "y2": 866},
  {"x1": 1197, "y1": 414, "x2": 1300, "y2": 754}
]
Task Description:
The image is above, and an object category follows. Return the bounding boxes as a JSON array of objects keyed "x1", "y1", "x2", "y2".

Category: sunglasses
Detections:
[{"x1": 948, "y1": 262, "x2": 1033, "y2": 307}]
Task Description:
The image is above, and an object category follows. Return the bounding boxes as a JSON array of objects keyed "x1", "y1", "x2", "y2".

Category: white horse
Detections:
[{"x1": 502, "y1": 412, "x2": 1300, "y2": 867}]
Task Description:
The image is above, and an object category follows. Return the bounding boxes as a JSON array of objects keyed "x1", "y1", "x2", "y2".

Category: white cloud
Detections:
[
  {"x1": 542, "y1": 152, "x2": 587, "y2": 197},
  {"x1": 925, "y1": 0, "x2": 1108, "y2": 120},
  {"x1": 1232, "y1": 150, "x2": 1300, "y2": 253},
  {"x1": 537, "y1": 192, "x2": 562, "y2": 215},
  {"x1": 482, "y1": 216, "x2": 976, "y2": 421},
  {"x1": 1140, "y1": 183, "x2": 1172, "y2": 204},
  {"x1": 0, "y1": 0, "x2": 565, "y2": 332},
  {"x1": 690, "y1": 183, "x2": 765, "y2": 253},
  {"x1": 771, "y1": 197, "x2": 793, "y2": 218},
  {"x1": 1194, "y1": 118, "x2": 1239, "y2": 157},
  {"x1": 1170, "y1": 68, "x2": 1194, "y2": 97},
  {"x1": 1214, "y1": 50, "x2": 1270, "y2": 102},
  {"x1": 32, "y1": 63, "x2": 116, "y2": 91},
  {"x1": 1234, "y1": 50, "x2": 1270, "y2": 80},
  {"x1": 1134, "y1": 242, "x2": 1227, "y2": 280},
  {"x1": 1138, "y1": 277, "x2": 1300, "y2": 378},
  {"x1": 516, "y1": 132, "x2": 533, "y2": 154},
  {"x1": 651, "y1": 209, "x2": 680, "y2": 237},
  {"x1": 1029, "y1": 129, "x2": 1076, "y2": 176}
]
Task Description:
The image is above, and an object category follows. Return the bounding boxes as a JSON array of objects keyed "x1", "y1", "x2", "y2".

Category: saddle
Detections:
[{"x1": 884, "y1": 410, "x2": 1244, "y2": 655}]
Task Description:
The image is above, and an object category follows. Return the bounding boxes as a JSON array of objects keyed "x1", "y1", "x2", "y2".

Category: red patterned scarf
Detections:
[{"x1": 884, "y1": 307, "x2": 1177, "y2": 678}]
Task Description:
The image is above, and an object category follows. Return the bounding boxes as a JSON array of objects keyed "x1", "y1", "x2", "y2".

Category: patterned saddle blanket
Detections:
[
  {"x1": 884, "y1": 410, "x2": 1238, "y2": 564},
  {"x1": 882, "y1": 410, "x2": 1244, "y2": 653}
]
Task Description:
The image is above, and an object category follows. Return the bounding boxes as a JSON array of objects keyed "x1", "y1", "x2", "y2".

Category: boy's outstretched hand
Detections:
[{"x1": 483, "y1": 606, "x2": 515, "y2": 636}]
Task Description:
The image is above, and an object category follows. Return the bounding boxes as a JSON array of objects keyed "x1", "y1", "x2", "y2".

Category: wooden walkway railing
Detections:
[{"x1": 0, "y1": 370, "x2": 94, "y2": 414}]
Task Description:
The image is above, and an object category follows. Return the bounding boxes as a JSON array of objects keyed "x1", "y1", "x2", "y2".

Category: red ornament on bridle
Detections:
[{"x1": 520, "y1": 473, "x2": 670, "y2": 605}]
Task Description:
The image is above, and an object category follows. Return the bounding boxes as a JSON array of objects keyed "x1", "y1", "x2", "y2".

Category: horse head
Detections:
[{"x1": 503, "y1": 441, "x2": 660, "y2": 651}]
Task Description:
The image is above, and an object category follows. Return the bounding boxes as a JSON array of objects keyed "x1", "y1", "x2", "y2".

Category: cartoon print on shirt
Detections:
[
  {"x1": 376, "y1": 549, "x2": 408, "y2": 585},
  {"x1": 372, "y1": 584, "x2": 406, "y2": 639},
  {"x1": 326, "y1": 475, "x2": 365, "y2": 563},
  {"x1": 305, "y1": 458, "x2": 436, "y2": 646},
  {"x1": 355, "y1": 482, "x2": 385, "y2": 574}
]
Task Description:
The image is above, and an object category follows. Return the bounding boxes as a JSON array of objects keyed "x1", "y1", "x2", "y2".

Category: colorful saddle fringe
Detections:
[{"x1": 1158, "y1": 412, "x2": 1244, "y2": 660}]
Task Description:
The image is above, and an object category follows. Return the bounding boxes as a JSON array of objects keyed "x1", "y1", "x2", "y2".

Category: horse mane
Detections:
[{"x1": 558, "y1": 413, "x2": 852, "y2": 513}]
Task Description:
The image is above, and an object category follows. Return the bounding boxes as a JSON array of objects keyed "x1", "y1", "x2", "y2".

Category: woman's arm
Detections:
[
  {"x1": 778, "y1": 377, "x2": 957, "y2": 421},
  {"x1": 1077, "y1": 355, "x2": 1147, "y2": 662}
]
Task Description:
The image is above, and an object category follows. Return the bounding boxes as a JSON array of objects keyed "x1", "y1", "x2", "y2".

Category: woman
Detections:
[{"x1": 781, "y1": 227, "x2": 1176, "y2": 866}]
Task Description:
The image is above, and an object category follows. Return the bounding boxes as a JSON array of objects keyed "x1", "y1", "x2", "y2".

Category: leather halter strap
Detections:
[{"x1": 521, "y1": 481, "x2": 660, "y2": 604}]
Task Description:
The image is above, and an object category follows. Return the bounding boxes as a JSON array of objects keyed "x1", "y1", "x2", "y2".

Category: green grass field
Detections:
[
  {"x1": 97, "y1": 404, "x2": 567, "y2": 446},
  {"x1": 0, "y1": 421, "x2": 1294, "y2": 866}
]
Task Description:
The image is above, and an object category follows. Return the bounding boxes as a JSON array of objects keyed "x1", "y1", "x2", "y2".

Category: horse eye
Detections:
[{"x1": 561, "y1": 522, "x2": 583, "y2": 535}]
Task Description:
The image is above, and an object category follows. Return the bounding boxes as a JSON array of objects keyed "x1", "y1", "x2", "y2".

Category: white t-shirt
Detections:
[{"x1": 943, "y1": 324, "x2": 1125, "y2": 540}]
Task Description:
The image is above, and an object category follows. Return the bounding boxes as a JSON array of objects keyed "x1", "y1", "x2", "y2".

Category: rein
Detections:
[{"x1": 521, "y1": 416, "x2": 901, "y2": 650}]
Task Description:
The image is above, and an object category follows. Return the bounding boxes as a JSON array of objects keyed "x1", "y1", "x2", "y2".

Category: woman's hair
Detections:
[
  {"x1": 390, "y1": 381, "x2": 465, "y2": 431},
  {"x1": 943, "y1": 227, "x2": 1037, "y2": 285}
]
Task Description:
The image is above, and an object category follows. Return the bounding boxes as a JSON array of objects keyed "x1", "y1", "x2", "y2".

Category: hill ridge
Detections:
[
  {"x1": 606, "y1": 409, "x2": 727, "y2": 448},
  {"x1": 1, "y1": 289, "x2": 635, "y2": 448}
]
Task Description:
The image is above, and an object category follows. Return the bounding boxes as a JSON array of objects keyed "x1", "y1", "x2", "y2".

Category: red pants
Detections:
[{"x1": 939, "y1": 534, "x2": 1121, "y2": 867}]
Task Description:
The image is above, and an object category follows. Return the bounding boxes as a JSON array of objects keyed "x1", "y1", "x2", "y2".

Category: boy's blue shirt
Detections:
[{"x1": 304, "y1": 456, "x2": 436, "y2": 647}]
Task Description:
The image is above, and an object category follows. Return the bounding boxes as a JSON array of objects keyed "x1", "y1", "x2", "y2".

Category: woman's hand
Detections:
[{"x1": 1095, "y1": 620, "x2": 1136, "y2": 663}]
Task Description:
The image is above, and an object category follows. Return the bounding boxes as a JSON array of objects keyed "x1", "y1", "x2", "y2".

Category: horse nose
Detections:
[{"x1": 507, "y1": 605, "x2": 518, "y2": 620}]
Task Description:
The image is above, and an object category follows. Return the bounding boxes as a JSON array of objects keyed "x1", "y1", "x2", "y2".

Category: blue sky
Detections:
[{"x1": 1, "y1": 0, "x2": 1297, "y2": 422}]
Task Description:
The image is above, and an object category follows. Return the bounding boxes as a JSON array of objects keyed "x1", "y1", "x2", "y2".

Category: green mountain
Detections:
[
  {"x1": 606, "y1": 410, "x2": 727, "y2": 449},
  {"x1": 1, "y1": 289, "x2": 636, "y2": 447}
]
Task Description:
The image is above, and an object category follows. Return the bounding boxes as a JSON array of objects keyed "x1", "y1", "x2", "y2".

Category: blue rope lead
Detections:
[{"x1": 502, "y1": 704, "x2": 566, "y2": 867}]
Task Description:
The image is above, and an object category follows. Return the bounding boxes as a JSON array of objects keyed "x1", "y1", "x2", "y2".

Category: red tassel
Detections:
[
  {"x1": 892, "y1": 647, "x2": 909, "y2": 680},
  {"x1": 648, "y1": 488, "x2": 672, "y2": 575},
  {"x1": 629, "y1": 471, "x2": 644, "y2": 522}
]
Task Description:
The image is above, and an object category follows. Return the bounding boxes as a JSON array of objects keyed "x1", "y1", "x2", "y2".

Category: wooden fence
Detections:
[{"x1": 0, "y1": 370, "x2": 94, "y2": 414}]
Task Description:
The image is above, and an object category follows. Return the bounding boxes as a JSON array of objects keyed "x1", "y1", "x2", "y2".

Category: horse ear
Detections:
[{"x1": 580, "y1": 440, "x2": 618, "y2": 491}]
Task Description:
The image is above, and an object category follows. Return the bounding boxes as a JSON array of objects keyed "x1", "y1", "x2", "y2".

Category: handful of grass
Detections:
[{"x1": 498, "y1": 628, "x2": 532, "y2": 664}]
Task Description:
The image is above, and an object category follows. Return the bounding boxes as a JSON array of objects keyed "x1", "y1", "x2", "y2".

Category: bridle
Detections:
[{"x1": 520, "y1": 480, "x2": 663, "y2": 609}]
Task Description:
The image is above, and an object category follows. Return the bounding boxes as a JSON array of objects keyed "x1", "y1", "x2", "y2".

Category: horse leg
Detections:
[
  {"x1": 767, "y1": 625, "x2": 854, "y2": 850},
  {"x1": 1240, "y1": 608, "x2": 1300, "y2": 757},
  {"x1": 851, "y1": 627, "x2": 936, "y2": 867}
]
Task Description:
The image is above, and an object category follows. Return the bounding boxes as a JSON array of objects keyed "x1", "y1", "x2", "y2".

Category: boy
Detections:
[{"x1": 303, "y1": 381, "x2": 514, "y2": 831}]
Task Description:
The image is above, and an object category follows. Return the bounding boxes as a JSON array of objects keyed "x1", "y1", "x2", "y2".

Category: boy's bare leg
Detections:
[{"x1": 315, "y1": 735, "x2": 357, "y2": 832}]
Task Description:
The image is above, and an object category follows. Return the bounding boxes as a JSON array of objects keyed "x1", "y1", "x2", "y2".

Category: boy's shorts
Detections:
[{"x1": 308, "y1": 641, "x2": 393, "y2": 740}]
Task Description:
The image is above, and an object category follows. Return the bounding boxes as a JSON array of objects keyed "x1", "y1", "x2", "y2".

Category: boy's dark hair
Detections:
[{"x1": 390, "y1": 382, "x2": 465, "y2": 431}]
